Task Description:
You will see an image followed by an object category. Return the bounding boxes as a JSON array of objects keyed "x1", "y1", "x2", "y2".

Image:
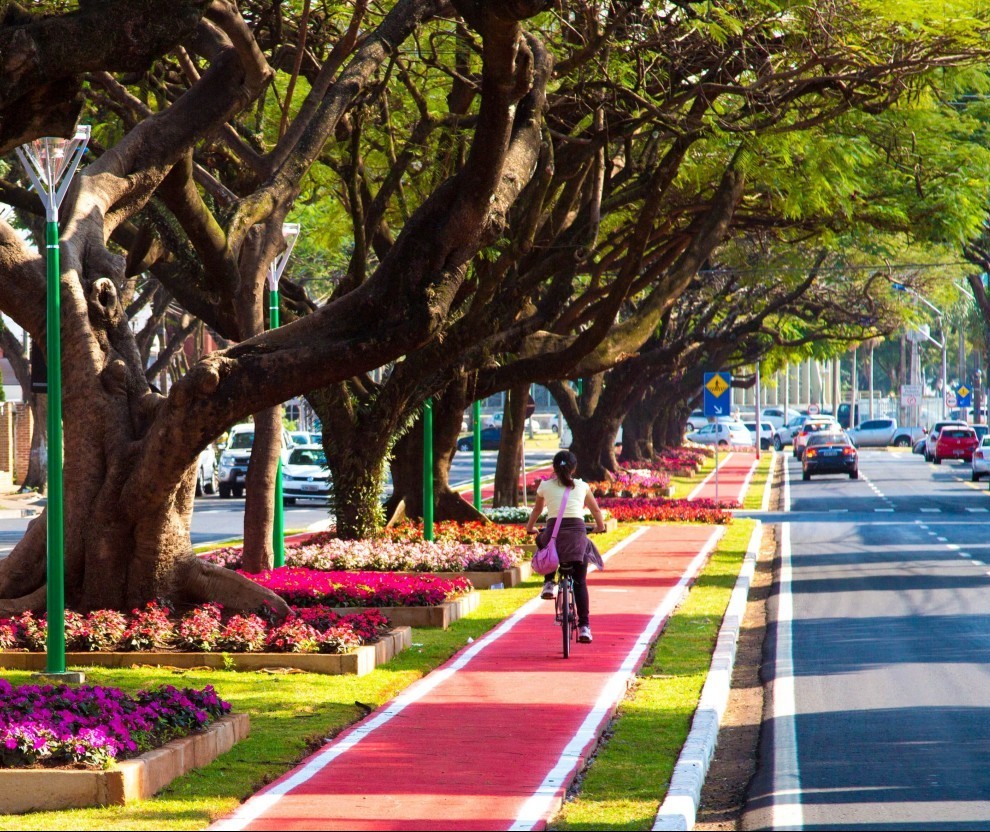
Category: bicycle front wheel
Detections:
[{"x1": 561, "y1": 579, "x2": 572, "y2": 658}]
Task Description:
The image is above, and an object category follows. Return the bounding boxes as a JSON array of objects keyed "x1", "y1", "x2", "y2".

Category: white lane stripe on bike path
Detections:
[{"x1": 509, "y1": 525, "x2": 726, "y2": 831}]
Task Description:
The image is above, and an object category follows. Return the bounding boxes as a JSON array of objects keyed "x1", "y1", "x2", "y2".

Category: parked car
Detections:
[
  {"x1": 686, "y1": 409, "x2": 710, "y2": 431},
  {"x1": 195, "y1": 445, "x2": 218, "y2": 496},
  {"x1": 794, "y1": 418, "x2": 840, "y2": 460},
  {"x1": 281, "y1": 445, "x2": 330, "y2": 504},
  {"x1": 744, "y1": 421, "x2": 777, "y2": 451},
  {"x1": 457, "y1": 427, "x2": 502, "y2": 451},
  {"x1": 289, "y1": 430, "x2": 322, "y2": 447},
  {"x1": 802, "y1": 432, "x2": 858, "y2": 480},
  {"x1": 847, "y1": 418, "x2": 926, "y2": 448},
  {"x1": 742, "y1": 407, "x2": 801, "y2": 431},
  {"x1": 971, "y1": 436, "x2": 990, "y2": 481},
  {"x1": 686, "y1": 422, "x2": 753, "y2": 447},
  {"x1": 924, "y1": 420, "x2": 968, "y2": 462},
  {"x1": 217, "y1": 424, "x2": 294, "y2": 498},
  {"x1": 775, "y1": 415, "x2": 811, "y2": 450},
  {"x1": 913, "y1": 437, "x2": 927, "y2": 455},
  {"x1": 933, "y1": 425, "x2": 979, "y2": 465}
]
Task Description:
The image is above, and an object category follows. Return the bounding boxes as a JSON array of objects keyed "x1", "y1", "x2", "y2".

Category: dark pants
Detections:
[{"x1": 545, "y1": 562, "x2": 590, "y2": 627}]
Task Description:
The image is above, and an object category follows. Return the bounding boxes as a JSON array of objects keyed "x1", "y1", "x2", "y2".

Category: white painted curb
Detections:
[{"x1": 651, "y1": 520, "x2": 764, "y2": 831}]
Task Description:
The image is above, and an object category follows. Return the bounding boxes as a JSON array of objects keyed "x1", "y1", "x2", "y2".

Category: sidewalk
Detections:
[
  {"x1": 686, "y1": 451, "x2": 758, "y2": 505},
  {"x1": 212, "y1": 523, "x2": 724, "y2": 832},
  {"x1": 0, "y1": 487, "x2": 44, "y2": 519}
]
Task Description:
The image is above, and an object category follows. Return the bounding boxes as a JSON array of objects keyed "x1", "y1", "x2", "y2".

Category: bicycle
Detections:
[{"x1": 555, "y1": 563, "x2": 580, "y2": 658}]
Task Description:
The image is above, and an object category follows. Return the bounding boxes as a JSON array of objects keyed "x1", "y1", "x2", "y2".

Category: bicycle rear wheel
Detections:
[{"x1": 561, "y1": 578, "x2": 572, "y2": 658}]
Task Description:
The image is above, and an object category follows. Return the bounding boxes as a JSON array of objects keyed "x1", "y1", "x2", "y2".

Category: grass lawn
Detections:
[
  {"x1": 550, "y1": 519, "x2": 757, "y2": 831},
  {"x1": 0, "y1": 526, "x2": 634, "y2": 831},
  {"x1": 668, "y1": 453, "x2": 716, "y2": 499},
  {"x1": 742, "y1": 451, "x2": 775, "y2": 510}
]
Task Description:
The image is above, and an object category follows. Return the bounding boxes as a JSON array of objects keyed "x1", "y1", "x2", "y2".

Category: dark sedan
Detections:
[
  {"x1": 802, "y1": 432, "x2": 858, "y2": 480},
  {"x1": 457, "y1": 427, "x2": 502, "y2": 451}
]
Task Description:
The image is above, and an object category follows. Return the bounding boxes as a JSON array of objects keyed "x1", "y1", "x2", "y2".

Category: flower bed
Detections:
[
  {"x1": 589, "y1": 469, "x2": 672, "y2": 499},
  {"x1": 0, "y1": 680, "x2": 229, "y2": 770},
  {"x1": 379, "y1": 520, "x2": 531, "y2": 547},
  {"x1": 481, "y1": 506, "x2": 612, "y2": 525},
  {"x1": 0, "y1": 603, "x2": 391, "y2": 655},
  {"x1": 242, "y1": 568, "x2": 472, "y2": 608},
  {"x1": 205, "y1": 537, "x2": 521, "y2": 573},
  {"x1": 598, "y1": 497, "x2": 735, "y2": 524}
]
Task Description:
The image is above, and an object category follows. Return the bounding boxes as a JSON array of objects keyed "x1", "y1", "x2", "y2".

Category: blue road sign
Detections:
[
  {"x1": 703, "y1": 371, "x2": 732, "y2": 418},
  {"x1": 956, "y1": 384, "x2": 973, "y2": 408}
]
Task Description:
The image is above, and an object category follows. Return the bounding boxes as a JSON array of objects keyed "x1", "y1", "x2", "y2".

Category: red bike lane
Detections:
[
  {"x1": 212, "y1": 524, "x2": 724, "y2": 832},
  {"x1": 687, "y1": 451, "x2": 759, "y2": 505}
]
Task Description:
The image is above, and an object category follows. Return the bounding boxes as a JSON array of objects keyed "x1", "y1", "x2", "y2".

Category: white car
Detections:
[
  {"x1": 686, "y1": 409, "x2": 710, "y2": 431},
  {"x1": 972, "y1": 437, "x2": 990, "y2": 481},
  {"x1": 282, "y1": 444, "x2": 331, "y2": 504},
  {"x1": 686, "y1": 422, "x2": 753, "y2": 447},
  {"x1": 743, "y1": 421, "x2": 777, "y2": 451},
  {"x1": 774, "y1": 415, "x2": 811, "y2": 449},
  {"x1": 195, "y1": 445, "x2": 218, "y2": 496}
]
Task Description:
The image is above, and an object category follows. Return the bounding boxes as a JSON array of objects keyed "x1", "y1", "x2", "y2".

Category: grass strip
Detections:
[
  {"x1": 668, "y1": 453, "x2": 716, "y2": 499},
  {"x1": 0, "y1": 525, "x2": 635, "y2": 831},
  {"x1": 742, "y1": 451, "x2": 774, "y2": 510},
  {"x1": 550, "y1": 518, "x2": 756, "y2": 831}
]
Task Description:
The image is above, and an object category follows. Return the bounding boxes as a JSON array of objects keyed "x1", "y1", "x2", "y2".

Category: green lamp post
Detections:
[
  {"x1": 266, "y1": 222, "x2": 300, "y2": 567},
  {"x1": 15, "y1": 126, "x2": 91, "y2": 678}
]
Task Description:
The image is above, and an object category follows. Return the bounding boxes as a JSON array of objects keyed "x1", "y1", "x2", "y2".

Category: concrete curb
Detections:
[{"x1": 651, "y1": 520, "x2": 764, "y2": 831}]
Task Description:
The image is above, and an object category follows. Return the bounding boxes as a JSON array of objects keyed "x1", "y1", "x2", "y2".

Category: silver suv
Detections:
[{"x1": 217, "y1": 424, "x2": 293, "y2": 498}]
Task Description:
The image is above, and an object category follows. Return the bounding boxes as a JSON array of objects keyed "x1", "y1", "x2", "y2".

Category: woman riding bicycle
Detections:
[{"x1": 525, "y1": 450, "x2": 607, "y2": 643}]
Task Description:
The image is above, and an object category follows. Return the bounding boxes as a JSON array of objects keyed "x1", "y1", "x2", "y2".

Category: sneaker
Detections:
[
  {"x1": 578, "y1": 626, "x2": 593, "y2": 644},
  {"x1": 541, "y1": 581, "x2": 556, "y2": 600}
]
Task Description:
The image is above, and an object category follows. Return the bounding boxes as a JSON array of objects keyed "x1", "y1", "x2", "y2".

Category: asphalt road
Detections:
[
  {"x1": 743, "y1": 449, "x2": 990, "y2": 831},
  {"x1": 0, "y1": 449, "x2": 556, "y2": 558}
]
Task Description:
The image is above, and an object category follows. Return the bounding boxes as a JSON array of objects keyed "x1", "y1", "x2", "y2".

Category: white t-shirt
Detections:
[{"x1": 537, "y1": 477, "x2": 589, "y2": 520}]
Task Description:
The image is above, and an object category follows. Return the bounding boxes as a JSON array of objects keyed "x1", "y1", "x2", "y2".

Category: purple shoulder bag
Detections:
[{"x1": 532, "y1": 487, "x2": 571, "y2": 576}]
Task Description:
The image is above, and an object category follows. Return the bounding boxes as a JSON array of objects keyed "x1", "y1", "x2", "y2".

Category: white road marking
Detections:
[
  {"x1": 966, "y1": 508, "x2": 989, "y2": 513},
  {"x1": 920, "y1": 508, "x2": 941, "y2": 513},
  {"x1": 770, "y1": 461, "x2": 804, "y2": 831}
]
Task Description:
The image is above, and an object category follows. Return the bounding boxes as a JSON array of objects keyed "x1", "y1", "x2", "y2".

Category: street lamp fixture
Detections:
[
  {"x1": 15, "y1": 125, "x2": 90, "y2": 680},
  {"x1": 267, "y1": 222, "x2": 300, "y2": 567},
  {"x1": 891, "y1": 281, "x2": 948, "y2": 419}
]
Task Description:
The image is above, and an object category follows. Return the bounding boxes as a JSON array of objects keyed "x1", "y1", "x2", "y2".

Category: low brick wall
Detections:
[{"x1": 0, "y1": 712, "x2": 249, "y2": 814}]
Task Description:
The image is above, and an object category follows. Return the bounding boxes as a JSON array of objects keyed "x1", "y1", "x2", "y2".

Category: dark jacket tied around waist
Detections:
[{"x1": 536, "y1": 517, "x2": 604, "y2": 570}]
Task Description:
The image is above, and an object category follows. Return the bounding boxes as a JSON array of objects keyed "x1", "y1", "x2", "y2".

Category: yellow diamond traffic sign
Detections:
[
  {"x1": 958, "y1": 385, "x2": 970, "y2": 398},
  {"x1": 705, "y1": 374, "x2": 730, "y2": 398}
]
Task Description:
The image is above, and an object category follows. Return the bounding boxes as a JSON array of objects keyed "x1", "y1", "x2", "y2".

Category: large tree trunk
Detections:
[
  {"x1": 240, "y1": 406, "x2": 279, "y2": 572},
  {"x1": 386, "y1": 385, "x2": 484, "y2": 524},
  {"x1": 620, "y1": 397, "x2": 655, "y2": 462},
  {"x1": 492, "y1": 384, "x2": 528, "y2": 507},
  {"x1": 568, "y1": 415, "x2": 622, "y2": 481},
  {"x1": 23, "y1": 394, "x2": 46, "y2": 491}
]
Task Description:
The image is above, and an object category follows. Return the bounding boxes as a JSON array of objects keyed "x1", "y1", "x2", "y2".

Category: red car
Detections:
[{"x1": 933, "y1": 426, "x2": 979, "y2": 464}]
